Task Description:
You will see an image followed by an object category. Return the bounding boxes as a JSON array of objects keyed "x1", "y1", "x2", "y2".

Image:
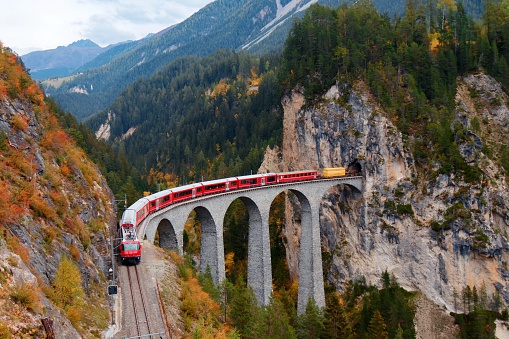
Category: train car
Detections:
[
  {"x1": 148, "y1": 189, "x2": 173, "y2": 213},
  {"x1": 321, "y1": 167, "x2": 346, "y2": 178},
  {"x1": 124, "y1": 197, "x2": 150, "y2": 226},
  {"x1": 118, "y1": 209, "x2": 143, "y2": 265},
  {"x1": 119, "y1": 224, "x2": 142, "y2": 264},
  {"x1": 236, "y1": 174, "x2": 268, "y2": 189},
  {"x1": 202, "y1": 178, "x2": 229, "y2": 195},
  {"x1": 277, "y1": 170, "x2": 318, "y2": 183},
  {"x1": 171, "y1": 183, "x2": 204, "y2": 203}
]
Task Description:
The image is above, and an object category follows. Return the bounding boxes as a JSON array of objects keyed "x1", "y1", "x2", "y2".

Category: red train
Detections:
[
  {"x1": 118, "y1": 169, "x2": 356, "y2": 264},
  {"x1": 118, "y1": 199, "x2": 145, "y2": 264}
]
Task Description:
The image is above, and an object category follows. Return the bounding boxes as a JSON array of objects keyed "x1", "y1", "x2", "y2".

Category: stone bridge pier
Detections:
[{"x1": 139, "y1": 177, "x2": 362, "y2": 313}]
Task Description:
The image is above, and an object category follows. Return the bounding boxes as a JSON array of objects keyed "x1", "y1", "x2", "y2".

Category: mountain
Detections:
[
  {"x1": 45, "y1": 0, "x2": 407, "y2": 121},
  {"x1": 21, "y1": 39, "x2": 127, "y2": 80}
]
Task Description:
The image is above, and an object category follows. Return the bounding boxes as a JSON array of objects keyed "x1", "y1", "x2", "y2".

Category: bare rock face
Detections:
[{"x1": 260, "y1": 75, "x2": 509, "y2": 312}]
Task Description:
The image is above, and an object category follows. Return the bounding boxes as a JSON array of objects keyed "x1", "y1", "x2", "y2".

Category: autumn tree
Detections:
[{"x1": 52, "y1": 255, "x2": 84, "y2": 309}]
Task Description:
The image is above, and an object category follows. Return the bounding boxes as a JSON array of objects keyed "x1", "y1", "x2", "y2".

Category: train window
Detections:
[
  {"x1": 266, "y1": 176, "x2": 275, "y2": 182},
  {"x1": 123, "y1": 244, "x2": 140, "y2": 251},
  {"x1": 231, "y1": 182, "x2": 237, "y2": 186}
]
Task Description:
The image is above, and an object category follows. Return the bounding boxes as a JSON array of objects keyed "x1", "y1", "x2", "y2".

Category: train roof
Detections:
[
  {"x1": 171, "y1": 183, "x2": 203, "y2": 193},
  {"x1": 121, "y1": 209, "x2": 136, "y2": 226},
  {"x1": 277, "y1": 170, "x2": 317, "y2": 175},
  {"x1": 150, "y1": 189, "x2": 173, "y2": 200},
  {"x1": 202, "y1": 178, "x2": 235, "y2": 185},
  {"x1": 128, "y1": 197, "x2": 150, "y2": 211}
]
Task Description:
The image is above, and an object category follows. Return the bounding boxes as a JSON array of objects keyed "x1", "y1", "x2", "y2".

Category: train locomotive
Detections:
[
  {"x1": 118, "y1": 168, "x2": 357, "y2": 265},
  {"x1": 118, "y1": 202, "x2": 144, "y2": 264}
]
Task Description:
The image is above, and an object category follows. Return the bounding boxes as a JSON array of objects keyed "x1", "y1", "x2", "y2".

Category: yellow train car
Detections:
[{"x1": 321, "y1": 167, "x2": 346, "y2": 178}]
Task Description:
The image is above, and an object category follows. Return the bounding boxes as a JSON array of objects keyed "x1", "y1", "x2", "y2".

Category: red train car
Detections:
[
  {"x1": 277, "y1": 170, "x2": 318, "y2": 183},
  {"x1": 149, "y1": 189, "x2": 173, "y2": 213},
  {"x1": 171, "y1": 183, "x2": 203, "y2": 203},
  {"x1": 118, "y1": 208, "x2": 143, "y2": 265},
  {"x1": 202, "y1": 179, "x2": 228, "y2": 195}
]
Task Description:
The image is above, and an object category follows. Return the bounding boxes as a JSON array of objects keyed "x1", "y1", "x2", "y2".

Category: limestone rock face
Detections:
[{"x1": 260, "y1": 75, "x2": 509, "y2": 311}]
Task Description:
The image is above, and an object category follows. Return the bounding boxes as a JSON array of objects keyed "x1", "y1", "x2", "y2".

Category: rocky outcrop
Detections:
[{"x1": 260, "y1": 75, "x2": 509, "y2": 312}]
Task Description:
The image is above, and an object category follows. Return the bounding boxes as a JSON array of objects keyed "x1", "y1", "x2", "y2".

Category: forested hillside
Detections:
[
  {"x1": 88, "y1": 50, "x2": 283, "y2": 187},
  {"x1": 44, "y1": 0, "x2": 486, "y2": 122}
]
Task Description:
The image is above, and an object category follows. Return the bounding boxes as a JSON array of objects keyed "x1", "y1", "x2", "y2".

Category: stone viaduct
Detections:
[{"x1": 138, "y1": 177, "x2": 362, "y2": 314}]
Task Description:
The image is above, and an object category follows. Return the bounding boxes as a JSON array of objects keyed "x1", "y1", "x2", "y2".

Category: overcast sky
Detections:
[{"x1": 0, "y1": 0, "x2": 214, "y2": 56}]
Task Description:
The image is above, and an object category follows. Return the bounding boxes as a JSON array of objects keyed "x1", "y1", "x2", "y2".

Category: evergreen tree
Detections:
[
  {"x1": 367, "y1": 310, "x2": 389, "y2": 339},
  {"x1": 257, "y1": 296, "x2": 297, "y2": 339},
  {"x1": 228, "y1": 279, "x2": 260, "y2": 338},
  {"x1": 296, "y1": 298, "x2": 326, "y2": 339}
]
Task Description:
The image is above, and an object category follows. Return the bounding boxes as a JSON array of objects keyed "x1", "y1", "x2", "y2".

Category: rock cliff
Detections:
[{"x1": 259, "y1": 74, "x2": 509, "y2": 313}]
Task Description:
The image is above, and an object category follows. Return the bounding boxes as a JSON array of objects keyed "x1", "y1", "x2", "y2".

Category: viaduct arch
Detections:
[{"x1": 139, "y1": 177, "x2": 362, "y2": 314}]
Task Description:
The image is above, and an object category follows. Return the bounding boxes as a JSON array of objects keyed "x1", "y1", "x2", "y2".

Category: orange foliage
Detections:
[
  {"x1": 0, "y1": 82, "x2": 7, "y2": 99},
  {"x1": 0, "y1": 180, "x2": 25, "y2": 225},
  {"x1": 41, "y1": 130, "x2": 72, "y2": 152},
  {"x1": 181, "y1": 276, "x2": 220, "y2": 322},
  {"x1": 6, "y1": 235, "x2": 30, "y2": 265},
  {"x1": 60, "y1": 164, "x2": 72, "y2": 177},
  {"x1": 29, "y1": 194, "x2": 57, "y2": 221}
]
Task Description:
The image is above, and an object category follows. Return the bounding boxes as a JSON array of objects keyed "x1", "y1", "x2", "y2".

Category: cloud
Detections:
[
  {"x1": 82, "y1": 15, "x2": 137, "y2": 46},
  {"x1": 0, "y1": 0, "x2": 213, "y2": 55}
]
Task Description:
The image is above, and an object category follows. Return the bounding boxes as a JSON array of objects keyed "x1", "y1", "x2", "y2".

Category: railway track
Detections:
[{"x1": 126, "y1": 265, "x2": 153, "y2": 337}]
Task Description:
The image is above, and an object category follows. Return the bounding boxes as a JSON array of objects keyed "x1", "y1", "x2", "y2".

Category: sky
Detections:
[{"x1": 0, "y1": 0, "x2": 214, "y2": 56}]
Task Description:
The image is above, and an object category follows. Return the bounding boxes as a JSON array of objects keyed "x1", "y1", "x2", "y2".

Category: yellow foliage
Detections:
[
  {"x1": 66, "y1": 305, "x2": 82, "y2": 327},
  {"x1": 9, "y1": 282, "x2": 41, "y2": 313},
  {"x1": 52, "y1": 256, "x2": 84, "y2": 309},
  {"x1": 428, "y1": 32, "x2": 441, "y2": 54},
  {"x1": 0, "y1": 320, "x2": 11, "y2": 338},
  {"x1": 225, "y1": 252, "x2": 235, "y2": 274},
  {"x1": 210, "y1": 81, "x2": 230, "y2": 98}
]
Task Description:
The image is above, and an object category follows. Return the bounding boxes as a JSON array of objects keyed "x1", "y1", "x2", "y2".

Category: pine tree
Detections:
[
  {"x1": 296, "y1": 298, "x2": 326, "y2": 339},
  {"x1": 325, "y1": 292, "x2": 354, "y2": 338},
  {"x1": 258, "y1": 296, "x2": 297, "y2": 339},
  {"x1": 228, "y1": 280, "x2": 260, "y2": 338},
  {"x1": 394, "y1": 323, "x2": 404, "y2": 339},
  {"x1": 367, "y1": 310, "x2": 389, "y2": 339}
]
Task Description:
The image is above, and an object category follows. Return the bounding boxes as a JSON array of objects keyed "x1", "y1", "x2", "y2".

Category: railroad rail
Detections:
[{"x1": 126, "y1": 266, "x2": 152, "y2": 337}]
